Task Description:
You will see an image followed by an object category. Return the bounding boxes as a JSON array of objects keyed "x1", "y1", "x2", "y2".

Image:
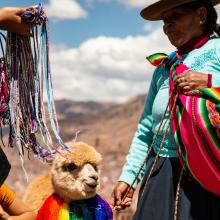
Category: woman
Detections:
[{"x1": 110, "y1": 0, "x2": 220, "y2": 219}]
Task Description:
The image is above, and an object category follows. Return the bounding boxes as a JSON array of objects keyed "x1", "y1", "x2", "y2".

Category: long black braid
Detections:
[{"x1": 182, "y1": 0, "x2": 220, "y2": 36}]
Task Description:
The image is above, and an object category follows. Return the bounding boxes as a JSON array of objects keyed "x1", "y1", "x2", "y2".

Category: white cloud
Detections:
[
  {"x1": 118, "y1": 0, "x2": 154, "y2": 8},
  {"x1": 45, "y1": 0, "x2": 88, "y2": 20},
  {"x1": 143, "y1": 21, "x2": 161, "y2": 32},
  {"x1": 46, "y1": 2, "x2": 220, "y2": 102},
  {"x1": 85, "y1": 0, "x2": 110, "y2": 2},
  {"x1": 50, "y1": 29, "x2": 173, "y2": 102},
  {"x1": 85, "y1": 0, "x2": 154, "y2": 8}
]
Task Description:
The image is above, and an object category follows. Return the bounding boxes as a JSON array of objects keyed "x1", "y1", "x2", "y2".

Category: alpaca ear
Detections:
[
  {"x1": 45, "y1": 160, "x2": 53, "y2": 167},
  {"x1": 38, "y1": 159, "x2": 53, "y2": 167},
  {"x1": 37, "y1": 154, "x2": 55, "y2": 167}
]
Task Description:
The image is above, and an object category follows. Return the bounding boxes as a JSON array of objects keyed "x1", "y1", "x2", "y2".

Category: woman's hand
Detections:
[
  {"x1": 109, "y1": 181, "x2": 134, "y2": 211},
  {"x1": 174, "y1": 71, "x2": 209, "y2": 95},
  {"x1": 0, "y1": 6, "x2": 36, "y2": 35},
  {"x1": 0, "y1": 205, "x2": 10, "y2": 220}
]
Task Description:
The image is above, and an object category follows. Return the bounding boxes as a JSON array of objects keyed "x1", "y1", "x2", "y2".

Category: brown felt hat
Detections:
[{"x1": 141, "y1": 0, "x2": 220, "y2": 20}]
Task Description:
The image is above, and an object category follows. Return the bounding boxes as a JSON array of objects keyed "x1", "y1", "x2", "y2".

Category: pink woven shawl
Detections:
[{"x1": 148, "y1": 34, "x2": 220, "y2": 195}]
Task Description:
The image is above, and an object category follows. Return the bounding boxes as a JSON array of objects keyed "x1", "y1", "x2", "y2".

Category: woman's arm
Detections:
[
  {"x1": 118, "y1": 69, "x2": 159, "y2": 188},
  {"x1": 110, "y1": 68, "x2": 161, "y2": 210},
  {"x1": 0, "y1": 6, "x2": 35, "y2": 35},
  {"x1": 0, "y1": 197, "x2": 36, "y2": 220},
  {"x1": 0, "y1": 184, "x2": 36, "y2": 220}
]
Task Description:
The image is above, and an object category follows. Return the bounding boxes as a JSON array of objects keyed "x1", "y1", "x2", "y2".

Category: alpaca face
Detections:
[{"x1": 51, "y1": 157, "x2": 100, "y2": 202}]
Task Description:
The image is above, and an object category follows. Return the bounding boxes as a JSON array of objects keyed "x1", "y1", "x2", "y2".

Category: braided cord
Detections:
[
  {"x1": 114, "y1": 90, "x2": 177, "y2": 210},
  {"x1": 173, "y1": 167, "x2": 184, "y2": 220},
  {"x1": 115, "y1": 91, "x2": 183, "y2": 220},
  {"x1": 140, "y1": 93, "x2": 179, "y2": 196}
]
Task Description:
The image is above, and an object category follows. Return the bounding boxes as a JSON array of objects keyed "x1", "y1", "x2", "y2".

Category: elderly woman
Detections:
[{"x1": 110, "y1": 0, "x2": 220, "y2": 219}]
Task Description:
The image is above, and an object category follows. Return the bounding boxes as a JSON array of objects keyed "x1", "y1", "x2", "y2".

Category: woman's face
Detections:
[{"x1": 162, "y1": 6, "x2": 206, "y2": 47}]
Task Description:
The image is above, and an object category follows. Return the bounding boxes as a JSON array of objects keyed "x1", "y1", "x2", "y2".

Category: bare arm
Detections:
[{"x1": 0, "y1": 197, "x2": 36, "y2": 220}]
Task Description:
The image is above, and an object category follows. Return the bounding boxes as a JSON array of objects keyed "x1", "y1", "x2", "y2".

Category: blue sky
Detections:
[
  {"x1": 0, "y1": 0, "x2": 166, "y2": 102},
  {"x1": 0, "y1": 1, "x2": 219, "y2": 102},
  {"x1": 2, "y1": 0, "x2": 159, "y2": 47},
  {"x1": 51, "y1": 2, "x2": 148, "y2": 47}
]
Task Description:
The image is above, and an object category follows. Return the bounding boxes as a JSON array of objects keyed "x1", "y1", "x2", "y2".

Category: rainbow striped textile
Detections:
[
  {"x1": 147, "y1": 52, "x2": 220, "y2": 196},
  {"x1": 36, "y1": 194, "x2": 113, "y2": 220}
]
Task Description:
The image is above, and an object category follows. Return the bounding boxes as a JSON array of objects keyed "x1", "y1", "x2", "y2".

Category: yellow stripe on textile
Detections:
[{"x1": 59, "y1": 203, "x2": 69, "y2": 220}]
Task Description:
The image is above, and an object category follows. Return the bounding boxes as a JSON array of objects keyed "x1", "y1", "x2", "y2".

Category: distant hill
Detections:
[{"x1": 3, "y1": 94, "x2": 146, "y2": 201}]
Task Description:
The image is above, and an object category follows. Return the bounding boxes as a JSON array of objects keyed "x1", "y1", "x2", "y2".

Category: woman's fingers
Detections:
[
  {"x1": 174, "y1": 73, "x2": 196, "y2": 92},
  {"x1": 16, "y1": 5, "x2": 38, "y2": 15},
  {"x1": 15, "y1": 7, "x2": 29, "y2": 15},
  {"x1": 174, "y1": 71, "x2": 209, "y2": 93},
  {"x1": 110, "y1": 182, "x2": 134, "y2": 211},
  {"x1": 122, "y1": 197, "x2": 132, "y2": 207},
  {"x1": 0, "y1": 205, "x2": 9, "y2": 219},
  {"x1": 109, "y1": 193, "x2": 116, "y2": 209},
  {"x1": 182, "y1": 85, "x2": 191, "y2": 92},
  {"x1": 109, "y1": 189, "x2": 123, "y2": 210},
  {"x1": 115, "y1": 189, "x2": 129, "y2": 210},
  {"x1": 115, "y1": 191, "x2": 133, "y2": 210},
  {"x1": 115, "y1": 189, "x2": 122, "y2": 206},
  {"x1": 175, "y1": 81, "x2": 188, "y2": 92}
]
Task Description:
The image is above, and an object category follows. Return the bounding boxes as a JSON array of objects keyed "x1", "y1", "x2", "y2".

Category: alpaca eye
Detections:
[
  {"x1": 94, "y1": 166, "x2": 98, "y2": 172},
  {"x1": 65, "y1": 163, "x2": 77, "y2": 172}
]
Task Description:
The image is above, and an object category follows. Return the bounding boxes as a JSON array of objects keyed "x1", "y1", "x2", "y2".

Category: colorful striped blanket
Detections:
[
  {"x1": 36, "y1": 194, "x2": 113, "y2": 220},
  {"x1": 147, "y1": 51, "x2": 220, "y2": 196}
]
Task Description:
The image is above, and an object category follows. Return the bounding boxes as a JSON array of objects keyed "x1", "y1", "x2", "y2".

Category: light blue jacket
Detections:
[{"x1": 118, "y1": 38, "x2": 220, "y2": 189}]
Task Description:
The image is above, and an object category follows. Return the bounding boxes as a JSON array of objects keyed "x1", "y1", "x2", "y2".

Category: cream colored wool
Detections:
[
  {"x1": 23, "y1": 142, "x2": 102, "y2": 211},
  {"x1": 58, "y1": 142, "x2": 102, "y2": 167}
]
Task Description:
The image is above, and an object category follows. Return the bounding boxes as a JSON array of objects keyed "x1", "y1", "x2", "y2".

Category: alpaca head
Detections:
[{"x1": 51, "y1": 142, "x2": 102, "y2": 203}]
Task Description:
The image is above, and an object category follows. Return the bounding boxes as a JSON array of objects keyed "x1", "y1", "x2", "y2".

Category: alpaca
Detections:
[{"x1": 23, "y1": 142, "x2": 113, "y2": 220}]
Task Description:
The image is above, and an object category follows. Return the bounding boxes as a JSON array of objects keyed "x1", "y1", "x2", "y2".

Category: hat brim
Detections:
[{"x1": 141, "y1": 0, "x2": 220, "y2": 21}]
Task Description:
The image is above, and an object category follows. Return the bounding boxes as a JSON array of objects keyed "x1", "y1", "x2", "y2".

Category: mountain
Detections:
[{"x1": 3, "y1": 94, "x2": 146, "y2": 212}]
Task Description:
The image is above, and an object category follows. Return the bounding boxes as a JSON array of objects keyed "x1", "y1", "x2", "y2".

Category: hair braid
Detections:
[
  {"x1": 214, "y1": 23, "x2": 220, "y2": 36},
  {"x1": 182, "y1": 0, "x2": 220, "y2": 36}
]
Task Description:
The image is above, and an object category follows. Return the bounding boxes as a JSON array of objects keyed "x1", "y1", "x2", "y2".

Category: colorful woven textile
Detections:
[
  {"x1": 36, "y1": 194, "x2": 113, "y2": 220},
  {"x1": 147, "y1": 43, "x2": 220, "y2": 195}
]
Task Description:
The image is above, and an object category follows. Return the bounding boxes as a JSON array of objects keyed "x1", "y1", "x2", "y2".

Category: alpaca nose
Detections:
[{"x1": 89, "y1": 174, "x2": 98, "y2": 181}]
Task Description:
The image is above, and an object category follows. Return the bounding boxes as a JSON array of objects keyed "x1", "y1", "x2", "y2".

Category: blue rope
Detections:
[{"x1": 2, "y1": 3, "x2": 71, "y2": 160}]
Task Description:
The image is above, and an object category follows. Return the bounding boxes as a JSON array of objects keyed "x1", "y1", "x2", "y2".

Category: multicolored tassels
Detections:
[
  {"x1": 0, "y1": 3, "x2": 69, "y2": 160},
  {"x1": 146, "y1": 53, "x2": 168, "y2": 66}
]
